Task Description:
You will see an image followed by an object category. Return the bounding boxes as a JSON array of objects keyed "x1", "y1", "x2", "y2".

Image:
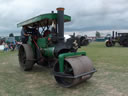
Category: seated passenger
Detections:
[{"x1": 43, "y1": 30, "x2": 51, "y2": 37}]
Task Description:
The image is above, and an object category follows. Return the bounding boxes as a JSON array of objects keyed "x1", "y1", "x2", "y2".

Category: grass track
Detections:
[{"x1": 0, "y1": 42, "x2": 128, "y2": 96}]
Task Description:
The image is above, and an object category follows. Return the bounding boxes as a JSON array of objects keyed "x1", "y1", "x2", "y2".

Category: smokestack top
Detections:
[
  {"x1": 56, "y1": 7, "x2": 65, "y2": 11},
  {"x1": 51, "y1": 11, "x2": 54, "y2": 13}
]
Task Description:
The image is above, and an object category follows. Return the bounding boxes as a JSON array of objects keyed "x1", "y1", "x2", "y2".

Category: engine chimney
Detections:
[
  {"x1": 112, "y1": 31, "x2": 115, "y2": 39},
  {"x1": 116, "y1": 32, "x2": 118, "y2": 38},
  {"x1": 56, "y1": 8, "x2": 65, "y2": 41}
]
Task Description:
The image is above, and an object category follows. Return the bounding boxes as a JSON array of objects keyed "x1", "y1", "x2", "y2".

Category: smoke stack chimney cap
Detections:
[{"x1": 56, "y1": 8, "x2": 65, "y2": 11}]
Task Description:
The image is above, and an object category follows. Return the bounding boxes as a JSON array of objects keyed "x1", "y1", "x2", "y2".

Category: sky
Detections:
[{"x1": 0, "y1": 0, "x2": 128, "y2": 36}]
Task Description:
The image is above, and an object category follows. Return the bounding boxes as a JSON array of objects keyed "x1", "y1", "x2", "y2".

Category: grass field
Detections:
[{"x1": 0, "y1": 42, "x2": 128, "y2": 96}]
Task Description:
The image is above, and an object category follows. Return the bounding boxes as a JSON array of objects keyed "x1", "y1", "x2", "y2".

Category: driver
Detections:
[{"x1": 21, "y1": 26, "x2": 31, "y2": 44}]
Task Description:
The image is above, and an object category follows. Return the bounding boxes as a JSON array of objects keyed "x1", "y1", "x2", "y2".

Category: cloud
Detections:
[{"x1": 0, "y1": 0, "x2": 128, "y2": 36}]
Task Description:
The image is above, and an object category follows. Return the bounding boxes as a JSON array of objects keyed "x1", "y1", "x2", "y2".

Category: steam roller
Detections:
[{"x1": 17, "y1": 7, "x2": 96, "y2": 87}]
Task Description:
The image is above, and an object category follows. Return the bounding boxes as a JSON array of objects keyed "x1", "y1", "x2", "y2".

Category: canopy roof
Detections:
[{"x1": 17, "y1": 13, "x2": 71, "y2": 27}]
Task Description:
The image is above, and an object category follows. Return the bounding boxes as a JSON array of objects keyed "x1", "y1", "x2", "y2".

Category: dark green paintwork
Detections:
[
  {"x1": 17, "y1": 13, "x2": 71, "y2": 27},
  {"x1": 33, "y1": 37, "x2": 54, "y2": 57},
  {"x1": 37, "y1": 38, "x2": 48, "y2": 48},
  {"x1": 43, "y1": 47, "x2": 55, "y2": 57},
  {"x1": 58, "y1": 52, "x2": 86, "y2": 72}
]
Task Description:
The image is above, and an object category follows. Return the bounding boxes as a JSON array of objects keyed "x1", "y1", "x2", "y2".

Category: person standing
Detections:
[{"x1": 4, "y1": 43, "x2": 9, "y2": 52}]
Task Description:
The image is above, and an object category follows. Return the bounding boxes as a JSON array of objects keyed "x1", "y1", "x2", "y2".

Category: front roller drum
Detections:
[{"x1": 54, "y1": 56, "x2": 96, "y2": 87}]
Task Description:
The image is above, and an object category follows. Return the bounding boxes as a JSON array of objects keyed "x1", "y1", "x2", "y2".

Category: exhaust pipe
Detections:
[
  {"x1": 57, "y1": 8, "x2": 65, "y2": 41},
  {"x1": 116, "y1": 32, "x2": 118, "y2": 38},
  {"x1": 112, "y1": 31, "x2": 115, "y2": 39}
]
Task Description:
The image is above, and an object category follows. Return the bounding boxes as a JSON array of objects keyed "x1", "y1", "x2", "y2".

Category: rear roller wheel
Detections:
[
  {"x1": 122, "y1": 39, "x2": 128, "y2": 47},
  {"x1": 54, "y1": 56, "x2": 95, "y2": 87},
  {"x1": 18, "y1": 44, "x2": 35, "y2": 71},
  {"x1": 106, "y1": 41, "x2": 113, "y2": 47}
]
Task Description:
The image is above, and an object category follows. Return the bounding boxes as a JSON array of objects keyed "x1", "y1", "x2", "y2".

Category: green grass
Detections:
[{"x1": 0, "y1": 42, "x2": 128, "y2": 96}]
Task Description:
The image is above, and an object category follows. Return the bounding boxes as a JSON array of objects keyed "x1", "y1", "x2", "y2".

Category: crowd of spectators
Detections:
[{"x1": 1, "y1": 40, "x2": 19, "y2": 52}]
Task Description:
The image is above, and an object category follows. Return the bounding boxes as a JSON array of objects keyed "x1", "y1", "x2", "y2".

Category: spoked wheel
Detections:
[
  {"x1": 54, "y1": 60, "x2": 74, "y2": 87},
  {"x1": 54, "y1": 56, "x2": 95, "y2": 87},
  {"x1": 81, "y1": 39, "x2": 89, "y2": 46},
  {"x1": 106, "y1": 41, "x2": 113, "y2": 47},
  {"x1": 18, "y1": 44, "x2": 35, "y2": 71}
]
